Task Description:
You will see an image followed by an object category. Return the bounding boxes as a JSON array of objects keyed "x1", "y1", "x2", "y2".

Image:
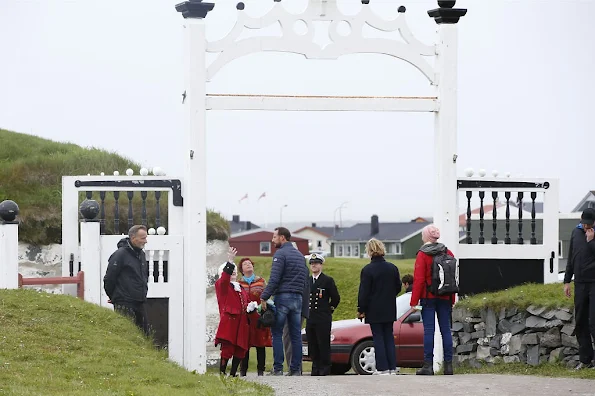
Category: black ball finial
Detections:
[
  {"x1": 361, "y1": 0, "x2": 370, "y2": 4},
  {"x1": 428, "y1": 0, "x2": 466, "y2": 24},
  {"x1": 398, "y1": 5, "x2": 406, "y2": 13},
  {"x1": 80, "y1": 199, "x2": 100, "y2": 221},
  {"x1": 236, "y1": 2, "x2": 245, "y2": 10},
  {"x1": 438, "y1": 0, "x2": 456, "y2": 7},
  {"x1": 0, "y1": 200, "x2": 19, "y2": 222}
]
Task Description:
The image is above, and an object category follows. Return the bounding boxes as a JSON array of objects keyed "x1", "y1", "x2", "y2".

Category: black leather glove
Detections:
[{"x1": 223, "y1": 262, "x2": 235, "y2": 275}]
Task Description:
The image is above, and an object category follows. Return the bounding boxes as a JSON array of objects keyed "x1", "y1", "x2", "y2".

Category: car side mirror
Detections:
[{"x1": 404, "y1": 311, "x2": 421, "y2": 323}]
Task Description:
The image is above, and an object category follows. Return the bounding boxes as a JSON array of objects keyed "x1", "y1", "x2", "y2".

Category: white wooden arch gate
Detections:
[{"x1": 175, "y1": 0, "x2": 468, "y2": 372}]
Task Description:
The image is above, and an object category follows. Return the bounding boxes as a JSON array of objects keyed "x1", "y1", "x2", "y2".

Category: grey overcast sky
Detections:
[{"x1": 0, "y1": 0, "x2": 592, "y2": 226}]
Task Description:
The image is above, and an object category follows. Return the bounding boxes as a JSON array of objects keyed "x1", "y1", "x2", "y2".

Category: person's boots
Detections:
[
  {"x1": 219, "y1": 358, "x2": 228, "y2": 375},
  {"x1": 229, "y1": 356, "x2": 241, "y2": 377},
  {"x1": 443, "y1": 361, "x2": 454, "y2": 375},
  {"x1": 239, "y1": 356, "x2": 248, "y2": 377},
  {"x1": 416, "y1": 361, "x2": 434, "y2": 375}
]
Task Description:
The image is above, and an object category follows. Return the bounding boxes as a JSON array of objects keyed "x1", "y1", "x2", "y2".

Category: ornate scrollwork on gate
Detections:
[{"x1": 206, "y1": 0, "x2": 436, "y2": 83}]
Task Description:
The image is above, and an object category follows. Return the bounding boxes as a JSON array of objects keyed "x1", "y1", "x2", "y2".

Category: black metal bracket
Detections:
[
  {"x1": 457, "y1": 180, "x2": 550, "y2": 190},
  {"x1": 74, "y1": 179, "x2": 184, "y2": 207}
]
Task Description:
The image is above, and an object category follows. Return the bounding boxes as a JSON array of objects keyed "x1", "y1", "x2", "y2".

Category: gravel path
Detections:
[{"x1": 247, "y1": 373, "x2": 595, "y2": 396}]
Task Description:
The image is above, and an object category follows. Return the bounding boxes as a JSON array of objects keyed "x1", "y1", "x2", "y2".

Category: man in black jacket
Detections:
[
  {"x1": 104, "y1": 225, "x2": 150, "y2": 336},
  {"x1": 564, "y1": 208, "x2": 595, "y2": 369},
  {"x1": 306, "y1": 253, "x2": 340, "y2": 376}
]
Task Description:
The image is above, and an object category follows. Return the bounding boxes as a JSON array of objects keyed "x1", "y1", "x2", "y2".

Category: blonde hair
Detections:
[{"x1": 365, "y1": 238, "x2": 386, "y2": 258}]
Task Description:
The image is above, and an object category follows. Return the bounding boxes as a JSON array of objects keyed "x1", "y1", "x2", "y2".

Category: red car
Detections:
[{"x1": 301, "y1": 292, "x2": 424, "y2": 375}]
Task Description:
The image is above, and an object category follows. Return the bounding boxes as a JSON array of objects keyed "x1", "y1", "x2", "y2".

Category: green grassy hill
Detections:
[
  {"x1": 0, "y1": 289, "x2": 272, "y2": 395},
  {"x1": 0, "y1": 129, "x2": 229, "y2": 244}
]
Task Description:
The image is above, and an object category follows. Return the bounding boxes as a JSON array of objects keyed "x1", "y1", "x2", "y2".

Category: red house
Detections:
[{"x1": 229, "y1": 229, "x2": 309, "y2": 257}]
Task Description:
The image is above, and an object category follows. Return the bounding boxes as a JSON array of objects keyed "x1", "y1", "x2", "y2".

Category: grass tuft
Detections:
[
  {"x1": 456, "y1": 361, "x2": 595, "y2": 380},
  {"x1": 0, "y1": 289, "x2": 273, "y2": 395},
  {"x1": 455, "y1": 282, "x2": 572, "y2": 313}
]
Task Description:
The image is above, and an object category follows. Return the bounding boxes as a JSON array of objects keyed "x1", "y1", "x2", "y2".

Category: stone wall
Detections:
[{"x1": 452, "y1": 305, "x2": 579, "y2": 368}]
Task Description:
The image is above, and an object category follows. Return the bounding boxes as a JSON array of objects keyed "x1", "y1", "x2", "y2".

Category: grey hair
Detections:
[{"x1": 128, "y1": 225, "x2": 148, "y2": 238}]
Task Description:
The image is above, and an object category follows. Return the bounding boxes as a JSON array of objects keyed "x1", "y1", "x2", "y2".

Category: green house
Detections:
[{"x1": 328, "y1": 215, "x2": 429, "y2": 260}]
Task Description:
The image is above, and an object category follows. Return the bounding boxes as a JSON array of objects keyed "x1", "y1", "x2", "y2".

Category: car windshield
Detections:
[{"x1": 396, "y1": 292, "x2": 412, "y2": 319}]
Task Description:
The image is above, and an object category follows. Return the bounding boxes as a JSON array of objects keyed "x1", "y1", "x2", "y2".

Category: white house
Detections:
[{"x1": 292, "y1": 223, "x2": 335, "y2": 253}]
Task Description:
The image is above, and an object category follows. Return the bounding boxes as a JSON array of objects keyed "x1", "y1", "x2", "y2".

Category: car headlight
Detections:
[{"x1": 330, "y1": 334, "x2": 335, "y2": 342}]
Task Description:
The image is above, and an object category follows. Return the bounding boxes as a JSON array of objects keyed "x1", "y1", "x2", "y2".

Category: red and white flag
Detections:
[
  {"x1": 258, "y1": 192, "x2": 266, "y2": 201},
  {"x1": 238, "y1": 193, "x2": 248, "y2": 203}
]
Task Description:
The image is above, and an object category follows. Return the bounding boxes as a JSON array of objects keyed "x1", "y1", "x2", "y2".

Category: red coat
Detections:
[
  {"x1": 238, "y1": 276, "x2": 272, "y2": 348},
  {"x1": 214, "y1": 271, "x2": 250, "y2": 351},
  {"x1": 410, "y1": 248, "x2": 456, "y2": 306}
]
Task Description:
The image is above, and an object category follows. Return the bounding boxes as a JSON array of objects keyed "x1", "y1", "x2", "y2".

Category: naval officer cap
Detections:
[{"x1": 309, "y1": 253, "x2": 325, "y2": 264}]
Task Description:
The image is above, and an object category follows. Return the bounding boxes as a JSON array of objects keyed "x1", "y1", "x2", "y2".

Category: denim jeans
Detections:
[
  {"x1": 271, "y1": 293, "x2": 303, "y2": 372},
  {"x1": 420, "y1": 298, "x2": 453, "y2": 362},
  {"x1": 370, "y1": 322, "x2": 396, "y2": 372}
]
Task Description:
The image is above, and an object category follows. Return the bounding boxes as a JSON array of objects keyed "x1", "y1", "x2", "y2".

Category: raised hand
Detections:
[{"x1": 228, "y1": 246, "x2": 237, "y2": 263}]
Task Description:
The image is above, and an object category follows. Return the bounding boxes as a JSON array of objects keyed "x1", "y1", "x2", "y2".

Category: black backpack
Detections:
[{"x1": 427, "y1": 248, "x2": 459, "y2": 296}]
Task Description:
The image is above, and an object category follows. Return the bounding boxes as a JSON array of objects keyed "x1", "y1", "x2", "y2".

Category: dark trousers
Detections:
[
  {"x1": 574, "y1": 282, "x2": 595, "y2": 364},
  {"x1": 240, "y1": 347, "x2": 266, "y2": 374},
  {"x1": 114, "y1": 302, "x2": 150, "y2": 336},
  {"x1": 370, "y1": 322, "x2": 396, "y2": 372},
  {"x1": 306, "y1": 321, "x2": 332, "y2": 375}
]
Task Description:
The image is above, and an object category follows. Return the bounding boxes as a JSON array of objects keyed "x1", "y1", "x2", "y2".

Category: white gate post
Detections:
[
  {"x1": 0, "y1": 200, "x2": 20, "y2": 289},
  {"x1": 429, "y1": 1, "x2": 467, "y2": 372},
  {"x1": 176, "y1": 0, "x2": 214, "y2": 374},
  {"x1": 79, "y1": 199, "x2": 102, "y2": 305}
]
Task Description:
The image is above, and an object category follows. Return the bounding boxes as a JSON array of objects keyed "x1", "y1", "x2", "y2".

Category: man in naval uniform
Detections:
[{"x1": 306, "y1": 253, "x2": 340, "y2": 376}]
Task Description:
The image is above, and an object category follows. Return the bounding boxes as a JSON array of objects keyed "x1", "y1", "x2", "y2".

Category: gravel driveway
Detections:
[{"x1": 247, "y1": 373, "x2": 595, "y2": 396}]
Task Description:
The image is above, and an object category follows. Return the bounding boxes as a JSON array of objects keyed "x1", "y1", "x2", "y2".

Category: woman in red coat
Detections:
[
  {"x1": 410, "y1": 225, "x2": 455, "y2": 376},
  {"x1": 237, "y1": 257, "x2": 272, "y2": 376},
  {"x1": 215, "y1": 247, "x2": 253, "y2": 376}
]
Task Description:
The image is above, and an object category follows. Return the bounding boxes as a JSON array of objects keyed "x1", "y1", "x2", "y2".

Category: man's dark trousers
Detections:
[
  {"x1": 114, "y1": 302, "x2": 150, "y2": 336},
  {"x1": 306, "y1": 321, "x2": 332, "y2": 375},
  {"x1": 574, "y1": 282, "x2": 595, "y2": 364}
]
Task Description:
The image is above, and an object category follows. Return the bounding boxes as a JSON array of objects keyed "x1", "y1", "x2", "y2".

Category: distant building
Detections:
[
  {"x1": 572, "y1": 191, "x2": 595, "y2": 212},
  {"x1": 292, "y1": 223, "x2": 336, "y2": 253},
  {"x1": 328, "y1": 215, "x2": 430, "y2": 259},
  {"x1": 228, "y1": 214, "x2": 260, "y2": 235},
  {"x1": 228, "y1": 229, "x2": 309, "y2": 257}
]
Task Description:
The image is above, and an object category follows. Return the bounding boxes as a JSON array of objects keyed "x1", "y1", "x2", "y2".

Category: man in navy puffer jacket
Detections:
[{"x1": 260, "y1": 227, "x2": 308, "y2": 376}]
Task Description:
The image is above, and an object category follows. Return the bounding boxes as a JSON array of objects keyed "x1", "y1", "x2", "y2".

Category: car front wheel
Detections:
[{"x1": 351, "y1": 340, "x2": 376, "y2": 375}]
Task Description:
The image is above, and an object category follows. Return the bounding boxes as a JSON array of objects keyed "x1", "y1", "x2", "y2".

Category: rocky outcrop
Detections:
[
  {"x1": 18, "y1": 243, "x2": 62, "y2": 293},
  {"x1": 452, "y1": 305, "x2": 578, "y2": 368}
]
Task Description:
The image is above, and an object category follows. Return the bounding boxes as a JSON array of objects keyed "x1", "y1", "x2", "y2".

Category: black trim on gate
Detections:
[
  {"x1": 457, "y1": 180, "x2": 550, "y2": 190},
  {"x1": 74, "y1": 179, "x2": 184, "y2": 206}
]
